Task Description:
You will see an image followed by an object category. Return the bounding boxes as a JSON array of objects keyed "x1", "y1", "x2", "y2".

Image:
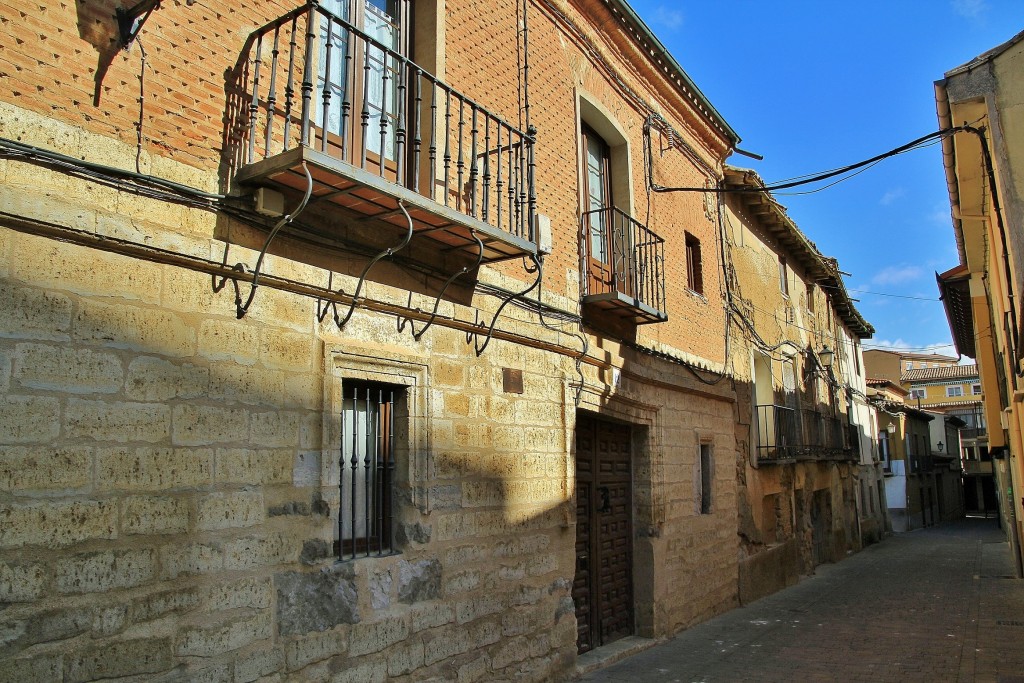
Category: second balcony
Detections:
[{"x1": 580, "y1": 207, "x2": 667, "y2": 325}]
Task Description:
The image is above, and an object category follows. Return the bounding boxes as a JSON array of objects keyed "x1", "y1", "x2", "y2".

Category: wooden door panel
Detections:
[{"x1": 573, "y1": 414, "x2": 633, "y2": 654}]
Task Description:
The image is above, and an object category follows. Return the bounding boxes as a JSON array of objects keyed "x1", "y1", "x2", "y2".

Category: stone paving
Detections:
[{"x1": 578, "y1": 518, "x2": 1024, "y2": 683}]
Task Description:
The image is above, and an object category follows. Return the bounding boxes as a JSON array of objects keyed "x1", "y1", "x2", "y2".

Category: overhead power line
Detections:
[{"x1": 648, "y1": 127, "x2": 964, "y2": 194}]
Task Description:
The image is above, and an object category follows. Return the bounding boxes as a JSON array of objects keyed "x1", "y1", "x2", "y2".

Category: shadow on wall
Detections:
[{"x1": 73, "y1": 1, "x2": 123, "y2": 105}]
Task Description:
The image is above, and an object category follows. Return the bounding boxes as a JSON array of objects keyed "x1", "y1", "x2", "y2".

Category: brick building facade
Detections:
[{"x1": 0, "y1": 1, "x2": 747, "y2": 680}]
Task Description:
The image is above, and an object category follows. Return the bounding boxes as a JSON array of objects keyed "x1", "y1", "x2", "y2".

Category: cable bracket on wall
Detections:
[
  {"x1": 470, "y1": 253, "x2": 542, "y2": 356},
  {"x1": 332, "y1": 200, "x2": 415, "y2": 330},
  {"x1": 234, "y1": 162, "x2": 314, "y2": 319},
  {"x1": 399, "y1": 230, "x2": 484, "y2": 340}
]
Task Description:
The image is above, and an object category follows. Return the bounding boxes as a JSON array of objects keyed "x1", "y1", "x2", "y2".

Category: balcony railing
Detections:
[
  {"x1": 755, "y1": 405, "x2": 854, "y2": 463},
  {"x1": 232, "y1": 3, "x2": 536, "y2": 264},
  {"x1": 961, "y1": 427, "x2": 986, "y2": 440},
  {"x1": 580, "y1": 207, "x2": 667, "y2": 324},
  {"x1": 755, "y1": 404, "x2": 798, "y2": 461}
]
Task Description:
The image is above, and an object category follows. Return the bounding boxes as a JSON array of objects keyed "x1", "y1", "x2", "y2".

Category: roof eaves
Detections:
[
  {"x1": 723, "y1": 166, "x2": 874, "y2": 339},
  {"x1": 604, "y1": 0, "x2": 740, "y2": 146}
]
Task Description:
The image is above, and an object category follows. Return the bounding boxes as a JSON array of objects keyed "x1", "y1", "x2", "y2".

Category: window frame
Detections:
[
  {"x1": 326, "y1": 348, "x2": 430, "y2": 563},
  {"x1": 779, "y1": 256, "x2": 789, "y2": 297},
  {"x1": 685, "y1": 231, "x2": 703, "y2": 295},
  {"x1": 338, "y1": 380, "x2": 400, "y2": 559},
  {"x1": 910, "y1": 388, "x2": 926, "y2": 400},
  {"x1": 971, "y1": 383, "x2": 982, "y2": 395},
  {"x1": 946, "y1": 385, "x2": 964, "y2": 398}
]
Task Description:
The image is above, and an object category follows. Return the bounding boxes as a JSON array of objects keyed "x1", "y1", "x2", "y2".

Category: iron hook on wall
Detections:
[
  {"x1": 398, "y1": 230, "x2": 484, "y2": 341},
  {"x1": 334, "y1": 200, "x2": 415, "y2": 330},
  {"x1": 472, "y1": 253, "x2": 542, "y2": 356},
  {"x1": 235, "y1": 161, "x2": 314, "y2": 319}
]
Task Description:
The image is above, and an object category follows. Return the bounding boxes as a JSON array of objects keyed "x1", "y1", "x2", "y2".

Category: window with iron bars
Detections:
[{"x1": 337, "y1": 381, "x2": 400, "y2": 560}]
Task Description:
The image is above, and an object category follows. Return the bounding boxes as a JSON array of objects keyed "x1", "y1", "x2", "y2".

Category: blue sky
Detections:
[{"x1": 627, "y1": 0, "x2": 1024, "y2": 357}]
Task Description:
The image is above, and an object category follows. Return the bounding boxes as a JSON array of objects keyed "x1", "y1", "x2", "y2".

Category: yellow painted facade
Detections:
[{"x1": 936, "y1": 29, "x2": 1024, "y2": 576}]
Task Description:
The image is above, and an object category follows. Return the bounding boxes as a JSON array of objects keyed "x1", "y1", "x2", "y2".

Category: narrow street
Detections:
[{"x1": 579, "y1": 518, "x2": 1024, "y2": 683}]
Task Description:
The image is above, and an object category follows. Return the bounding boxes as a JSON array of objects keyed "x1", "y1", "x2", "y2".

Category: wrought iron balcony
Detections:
[
  {"x1": 580, "y1": 207, "x2": 667, "y2": 324},
  {"x1": 755, "y1": 405, "x2": 854, "y2": 463},
  {"x1": 232, "y1": 3, "x2": 536, "y2": 267},
  {"x1": 755, "y1": 404, "x2": 798, "y2": 461}
]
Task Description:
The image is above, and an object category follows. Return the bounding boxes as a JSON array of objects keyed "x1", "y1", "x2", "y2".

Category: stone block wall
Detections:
[{"x1": 0, "y1": 0, "x2": 741, "y2": 680}]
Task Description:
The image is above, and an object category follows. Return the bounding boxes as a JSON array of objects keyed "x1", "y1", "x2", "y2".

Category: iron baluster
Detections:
[
  {"x1": 456, "y1": 98, "x2": 465, "y2": 212},
  {"x1": 299, "y1": 6, "x2": 316, "y2": 147},
  {"x1": 378, "y1": 49, "x2": 390, "y2": 176},
  {"x1": 442, "y1": 90, "x2": 451, "y2": 207},
  {"x1": 428, "y1": 79, "x2": 438, "y2": 201},
  {"x1": 526, "y1": 125, "x2": 537, "y2": 242},
  {"x1": 359, "y1": 33, "x2": 372, "y2": 170},
  {"x1": 495, "y1": 123, "x2": 504, "y2": 233},
  {"x1": 481, "y1": 115, "x2": 491, "y2": 223},
  {"x1": 506, "y1": 133, "x2": 516, "y2": 232},
  {"x1": 247, "y1": 33, "x2": 263, "y2": 164},
  {"x1": 320, "y1": 16, "x2": 336, "y2": 153},
  {"x1": 412, "y1": 68, "x2": 423, "y2": 193},
  {"x1": 340, "y1": 26, "x2": 352, "y2": 161},
  {"x1": 395, "y1": 59, "x2": 407, "y2": 185},
  {"x1": 281, "y1": 15, "x2": 299, "y2": 152},
  {"x1": 263, "y1": 24, "x2": 282, "y2": 159},
  {"x1": 469, "y1": 104, "x2": 479, "y2": 217}
]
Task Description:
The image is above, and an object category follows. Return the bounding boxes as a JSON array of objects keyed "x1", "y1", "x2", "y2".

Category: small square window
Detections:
[
  {"x1": 685, "y1": 232, "x2": 703, "y2": 295},
  {"x1": 910, "y1": 388, "x2": 925, "y2": 399},
  {"x1": 971, "y1": 383, "x2": 982, "y2": 395},
  {"x1": 946, "y1": 385, "x2": 964, "y2": 398}
]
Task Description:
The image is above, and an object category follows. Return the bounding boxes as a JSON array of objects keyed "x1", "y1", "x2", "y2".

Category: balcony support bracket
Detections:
[
  {"x1": 471, "y1": 254, "x2": 542, "y2": 356},
  {"x1": 399, "y1": 231, "x2": 484, "y2": 341},
  {"x1": 234, "y1": 162, "x2": 314, "y2": 319},
  {"x1": 330, "y1": 200, "x2": 415, "y2": 330}
]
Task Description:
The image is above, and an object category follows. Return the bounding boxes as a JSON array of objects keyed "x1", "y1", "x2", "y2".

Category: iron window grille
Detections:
[{"x1": 338, "y1": 381, "x2": 399, "y2": 559}]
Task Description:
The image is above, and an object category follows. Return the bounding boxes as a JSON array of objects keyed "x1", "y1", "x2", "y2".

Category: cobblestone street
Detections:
[{"x1": 579, "y1": 518, "x2": 1024, "y2": 683}]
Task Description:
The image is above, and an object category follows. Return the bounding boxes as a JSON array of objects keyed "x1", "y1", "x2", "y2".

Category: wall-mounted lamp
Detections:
[
  {"x1": 937, "y1": 441, "x2": 944, "y2": 452},
  {"x1": 818, "y1": 345, "x2": 834, "y2": 369},
  {"x1": 885, "y1": 423, "x2": 897, "y2": 434}
]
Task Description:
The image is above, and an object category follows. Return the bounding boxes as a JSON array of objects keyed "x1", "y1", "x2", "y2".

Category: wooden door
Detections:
[
  {"x1": 573, "y1": 414, "x2": 634, "y2": 654},
  {"x1": 582, "y1": 126, "x2": 615, "y2": 297}
]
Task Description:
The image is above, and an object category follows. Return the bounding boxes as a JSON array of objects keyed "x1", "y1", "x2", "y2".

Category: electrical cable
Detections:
[{"x1": 647, "y1": 127, "x2": 964, "y2": 194}]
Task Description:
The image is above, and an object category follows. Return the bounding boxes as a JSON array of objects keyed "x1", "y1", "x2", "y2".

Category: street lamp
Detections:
[{"x1": 818, "y1": 345, "x2": 834, "y2": 369}]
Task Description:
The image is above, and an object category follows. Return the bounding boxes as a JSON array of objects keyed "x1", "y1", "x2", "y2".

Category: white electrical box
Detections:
[
  {"x1": 255, "y1": 187, "x2": 285, "y2": 217},
  {"x1": 535, "y1": 214, "x2": 553, "y2": 255}
]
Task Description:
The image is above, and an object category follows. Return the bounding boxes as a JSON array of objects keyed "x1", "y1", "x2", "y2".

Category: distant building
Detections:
[
  {"x1": 868, "y1": 379, "x2": 939, "y2": 531},
  {"x1": 865, "y1": 351, "x2": 990, "y2": 518}
]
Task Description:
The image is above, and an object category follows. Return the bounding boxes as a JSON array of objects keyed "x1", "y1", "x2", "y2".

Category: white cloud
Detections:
[
  {"x1": 880, "y1": 187, "x2": 906, "y2": 206},
  {"x1": 652, "y1": 6, "x2": 685, "y2": 30},
  {"x1": 952, "y1": 0, "x2": 988, "y2": 19},
  {"x1": 866, "y1": 339, "x2": 959, "y2": 359},
  {"x1": 870, "y1": 265, "x2": 924, "y2": 286}
]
